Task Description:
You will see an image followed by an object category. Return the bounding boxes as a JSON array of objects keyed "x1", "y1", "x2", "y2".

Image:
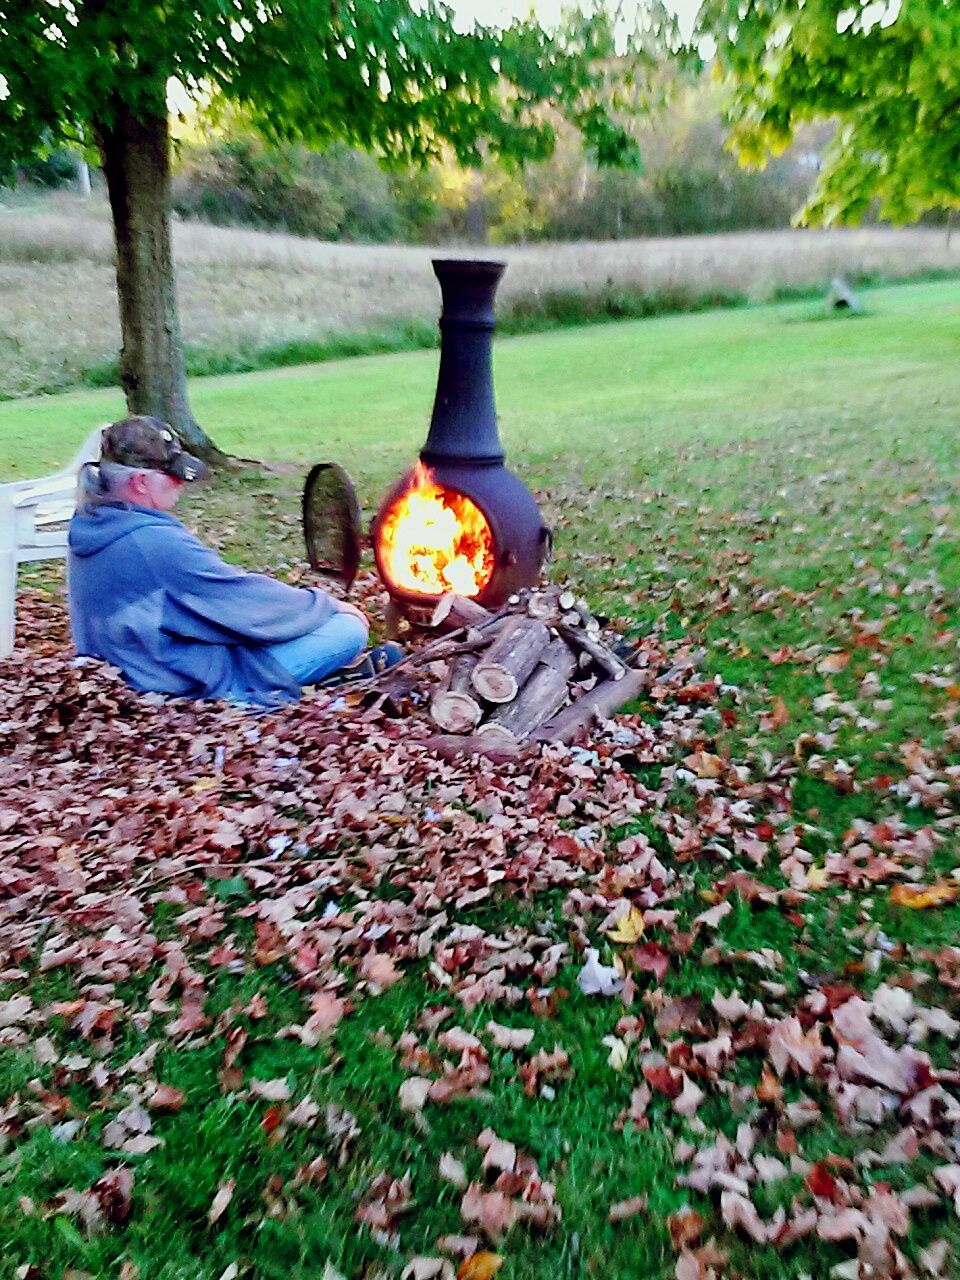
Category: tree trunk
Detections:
[{"x1": 95, "y1": 94, "x2": 223, "y2": 462}]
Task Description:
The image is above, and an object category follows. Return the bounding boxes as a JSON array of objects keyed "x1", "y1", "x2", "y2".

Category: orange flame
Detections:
[{"x1": 378, "y1": 462, "x2": 494, "y2": 598}]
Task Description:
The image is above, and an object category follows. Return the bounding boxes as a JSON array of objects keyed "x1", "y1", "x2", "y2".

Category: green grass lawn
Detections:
[{"x1": 2, "y1": 279, "x2": 959, "y2": 1280}]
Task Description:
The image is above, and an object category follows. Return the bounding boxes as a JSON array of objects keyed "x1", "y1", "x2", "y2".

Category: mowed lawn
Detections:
[{"x1": 1, "y1": 280, "x2": 960, "y2": 1280}]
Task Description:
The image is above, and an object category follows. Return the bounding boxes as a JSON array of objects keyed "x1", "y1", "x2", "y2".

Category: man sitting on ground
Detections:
[{"x1": 69, "y1": 416, "x2": 394, "y2": 706}]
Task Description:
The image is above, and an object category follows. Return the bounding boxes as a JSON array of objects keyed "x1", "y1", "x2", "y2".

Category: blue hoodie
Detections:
[{"x1": 68, "y1": 503, "x2": 337, "y2": 706}]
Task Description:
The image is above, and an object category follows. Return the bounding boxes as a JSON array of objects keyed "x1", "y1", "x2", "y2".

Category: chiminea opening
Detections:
[{"x1": 372, "y1": 259, "x2": 549, "y2": 620}]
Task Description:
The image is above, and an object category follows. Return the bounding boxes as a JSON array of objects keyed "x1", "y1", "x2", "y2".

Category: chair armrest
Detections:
[{"x1": 9, "y1": 475, "x2": 79, "y2": 506}]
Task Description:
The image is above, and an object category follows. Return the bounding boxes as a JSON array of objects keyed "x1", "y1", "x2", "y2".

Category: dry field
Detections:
[{"x1": 1, "y1": 192, "x2": 958, "y2": 398}]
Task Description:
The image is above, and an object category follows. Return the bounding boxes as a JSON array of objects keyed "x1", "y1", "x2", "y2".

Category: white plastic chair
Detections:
[{"x1": 0, "y1": 427, "x2": 104, "y2": 657}]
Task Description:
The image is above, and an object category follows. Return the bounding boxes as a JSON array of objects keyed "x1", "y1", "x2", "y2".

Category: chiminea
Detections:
[{"x1": 372, "y1": 259, "x2": 549, "y2": 621}]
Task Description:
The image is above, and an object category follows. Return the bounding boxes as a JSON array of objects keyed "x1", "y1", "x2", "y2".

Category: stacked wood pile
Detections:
[{"x1": 375, "y1": 587, "x2": 650, "y2": 756}]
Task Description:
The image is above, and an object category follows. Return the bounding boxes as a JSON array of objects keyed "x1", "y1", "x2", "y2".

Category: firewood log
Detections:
[
  {"x1": 430, "y1": 593, "x2": 492, "y2": 631},
  {"x1": 447, "y1": 652, "x2": 479, "y2": 693},
  {"x1": 430, "y1": 690, "x2": 483, "y2": 734},
  {"x1": 471, "y1": 618, "x2": 551, "y2": 703},
  {"x1": 531, "y1": 667, "x2": 649, "y2": 745},
  {"x1": 481, "y1": 638, "x2": 575, "y2": 740},
  {"x1": 429, "y1": 650, "x2": 484, "y2": 733},
  {"x1": 526, "y1": 590, "x2": 555, "y2": 619},
  {"x1": 476, "y1": 721, "x2": 518, "y2": 746},
  {"x1": 557, "y1": 624, "x2": 628, "y2": 682},
  {"x1": 422, "y1": 733, "x2": 524, "y2": 762}
]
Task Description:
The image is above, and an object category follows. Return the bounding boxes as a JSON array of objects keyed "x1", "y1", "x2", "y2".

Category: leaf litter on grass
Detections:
[{"x1": 1, "y1": 572, "x2": 959, "y2": 1280}]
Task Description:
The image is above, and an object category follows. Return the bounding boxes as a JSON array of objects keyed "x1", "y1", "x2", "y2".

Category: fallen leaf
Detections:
[
  {"x1": 755, "y1": 1064, "x2": 783, "y2": 1103},
  {"x1": 643, "y1": 1065, "x2": 683, "y2": 1098},
  {"x1": 720, "y1": 1191, "x2": 770, "y2": 1244},
  {"x1": 0, "y1": 996, "x2": 32, "y2": 1027},
  {"x1": 805, "y1": 865, "x2": 830, "y2": 892},
  {"x1": 601, "y1": 1035, "x2": 629, "y2": 1071},
  {"x1": 609, "y1": 1195, "x2": 648, "y2": 1223},
  {"x1": 806, "y1": 1162, "x2": 841, "y2": 1202},
  {"x1": 401, "y1": 1259, "x2": 455, "y2": 1280},
  {"x1": 711, "y1": 990, "x2": 751, "y2": 1022},
  {"x1": 260, "y1": 1104, "x2": 285, "y2": 1134},
  {"x1": 633, "y1": 941, "x2": 670, "y2": 983},
  {"x1": 457, "y1": 1254, "x2": 504, "y2": 1280},
  {"x1": 577, "y1": 949, "x2": 623, "y2": 997},
  {"x1": 360, "y1": 951, "x2": 403, "y2": 990},
  {"x1": 399, "y1": 1077, "x2": 432, "y2": 1114},
  {"x1": 460, "y1": 1184, "x2": 516, "y2": 1242},
  {"x1": 478, "y1": 1131, "x2": 516, "y2": 1176},
  {"x1": 307, "y1": 990, "x2": 349, "y2": 1035},
  {"x1": 249, "y1": 1078, "x2": 291, "y2": 1102},
  {"x1": 890, "y1": 883, "x2": 959, "y2": 910},
  {"x1": 684, "y1": 751, "x2": 724, "y2": 778},
  {"x1": 208, "y1": 1179, "x2": 235, "y2": 1225},
  {"x1": 673, "y1": 1075, "x2": 705, "y2": 1119},
  {"x1": 485, "y1": 1021, "x2": 534, "y2": 1051},
  {"x1": 439, "y1": 1152, "x2": 468, "y2": 1189},
  {"x1": 768, "y1": 1017, "x2": 825, "y2": 1077},
  {"x1": 817, "y1": 652, "x2": 851, "y2": 674},
  {"x1": 667, "y1": 1209, "x2": 705, "y2": 1250},
  {"x1": 146, "y1": 1085, "x2": 185, "y2": 1112},
  {"x1": 606, "y1": 907, "x2": 645, "y2": 944}
]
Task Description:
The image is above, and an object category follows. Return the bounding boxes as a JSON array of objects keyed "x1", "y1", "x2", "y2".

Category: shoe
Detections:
[{"x1": 317, "y1": 642, "x2": 405, "y2": 688}]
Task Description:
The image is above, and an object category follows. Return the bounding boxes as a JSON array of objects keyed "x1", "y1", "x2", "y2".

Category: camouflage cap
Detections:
[{"x1": 100, "y1": 416, "x2": 209, "y2": 483}]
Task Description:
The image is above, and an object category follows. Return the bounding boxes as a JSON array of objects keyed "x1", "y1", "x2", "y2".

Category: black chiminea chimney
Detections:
[
  {"x1": 422, "y1": 259, "x2": 506, "y2": 465},
  {"x1": 372, "y1": 258, "x2": 549, "y2": 616}
]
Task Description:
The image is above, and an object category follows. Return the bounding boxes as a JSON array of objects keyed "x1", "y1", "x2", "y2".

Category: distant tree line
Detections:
[
  {"x1": 167, "y1": 91, "x2": 826, "y2": 243},
  {"x1": 14, "y1": 89, "x2": 950, "y2": 247}
]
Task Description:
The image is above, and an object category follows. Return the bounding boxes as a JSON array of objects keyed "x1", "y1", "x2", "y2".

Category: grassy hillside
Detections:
[
  {"x1": 1, "y1": 192, "x2": 958, "y2": 399},
  {"x1": 2, "y1": 273, "x2": 957, "y2": 484}
]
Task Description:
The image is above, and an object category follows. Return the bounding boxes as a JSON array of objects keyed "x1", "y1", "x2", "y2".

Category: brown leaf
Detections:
[
  {"x1": 667, "y1": 1210, "x2": 704, "y2": 1249},
  {"x1": 260, "y1": 1104, "x2": 285, "y2": 1134},
  {"x1": 360, "y1": 951, "x2": 403, "y2": 990},
  {"x1": 684, "y1": 751, "x2": 724, "y2": 778},
  {"x1": 146, "y1": 1085, "x2": 185, "y2": 1113},
  {"x1": 756, "y1": 1063, "x2": 783, "y2": 1104},
  {"x1": 609, "y1": 1195, "x2": 649, "y2": 1223},
  {"x1": 817, "y1": 652, "x2": 851, "y2": 674},
  {"x1": 307, "y1": 989, "x2": 349, "y2": 1035},
  {"x1": 460, "y1": 1184, "x2": 516, "y2": 1242},
  {"x1": 633, "y1": 942, "x2": 670, "y2": 983},
  {"x1": 643, "y1": 1065, "x2": 683, "y2": 1099},
  {"x1": 93, "y1": 1168, "x2": 134, "y2": 1226}
]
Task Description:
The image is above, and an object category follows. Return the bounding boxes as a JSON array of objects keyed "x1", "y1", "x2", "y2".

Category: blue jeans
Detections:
[{"x1": 266, "y1": 611, "x2": 368, "y2": 686}]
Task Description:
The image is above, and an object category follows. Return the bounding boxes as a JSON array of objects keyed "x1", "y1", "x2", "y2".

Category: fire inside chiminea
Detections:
[
  {"x1": 377, "y1": 461, "x2": 495, "y2": 599},
  {"x1": 373, "y1": 259, "x2": 549, "y2": 620}
]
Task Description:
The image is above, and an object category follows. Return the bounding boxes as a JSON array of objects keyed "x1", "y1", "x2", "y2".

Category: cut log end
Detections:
[
  {"x1": 471, "y1": 666, "x2": 519, "y2": 703},
  {"x1": 430, "y1": 690, "x2": 483, "y2": 734},
  {"x1": 431, "y1": 592, "x2": 492, "y2": 631},
  {"x1": 476, "y1": 722, "x2": 518, "y2": 745}
]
